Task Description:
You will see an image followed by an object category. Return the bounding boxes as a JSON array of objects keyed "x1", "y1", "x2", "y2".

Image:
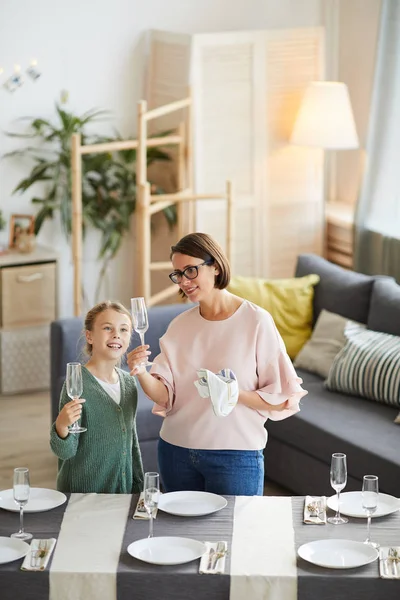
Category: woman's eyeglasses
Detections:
[{"x1": 169, "y1": 260, "x2": 213, "y2": 284}]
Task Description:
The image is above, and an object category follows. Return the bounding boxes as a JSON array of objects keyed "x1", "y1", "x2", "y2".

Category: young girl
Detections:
[{"x1": 50, "y1": 301, "x2": 144, "y2": 494}]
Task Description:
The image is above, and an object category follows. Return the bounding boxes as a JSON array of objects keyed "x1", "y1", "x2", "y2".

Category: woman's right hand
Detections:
[
  {"x1": 55, "y1": 398, "x2": 86, "y2": 438},
  {"x1": 127, "y1": 345, "x2": 151, "y2": 376}
]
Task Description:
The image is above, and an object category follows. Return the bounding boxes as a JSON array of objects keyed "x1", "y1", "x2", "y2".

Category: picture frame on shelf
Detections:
[{"x1": 9, "y1": 214, "x2": 35, "y2": 248}]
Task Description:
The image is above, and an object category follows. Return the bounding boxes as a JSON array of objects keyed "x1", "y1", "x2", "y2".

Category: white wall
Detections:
[
  {"x1": 0, "y1": 0, "x2": 323, "y2": 317},
  {"x1": 336, "y1": 0, "x2": 381, "y2": 205}
]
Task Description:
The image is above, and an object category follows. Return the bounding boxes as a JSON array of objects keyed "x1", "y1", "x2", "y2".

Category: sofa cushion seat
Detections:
[{"x1": 266, "y1": 369, "x2": 400, "y2": 495}]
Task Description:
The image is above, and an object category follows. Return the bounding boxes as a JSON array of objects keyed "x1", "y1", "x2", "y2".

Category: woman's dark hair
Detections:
[{"x1": 170, "y1": 232, "x2": 230, "y2": 296}]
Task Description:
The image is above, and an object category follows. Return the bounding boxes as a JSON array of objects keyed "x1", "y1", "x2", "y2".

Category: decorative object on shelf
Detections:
[
  {"x1": 9, "y1": 214, "x2": 35, "y2": 249},
  {"x1": 5, "y1": 93, "x2": 174, "y2": 298},
  {"x1": 16, "y1": 232, "x2": 36, "y2": 254},
  {"x1": 2, "y1": 61, "x2": 41, "y2": 93}
]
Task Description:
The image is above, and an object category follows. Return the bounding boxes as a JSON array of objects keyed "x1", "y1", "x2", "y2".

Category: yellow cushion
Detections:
[{"x1": 227, "y1": 274, "x2": 320, "y2": 359}]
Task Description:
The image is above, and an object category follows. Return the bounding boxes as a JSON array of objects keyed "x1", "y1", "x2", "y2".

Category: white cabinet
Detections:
[{"x1": 147, "y1": 27, "x2": 325, "y2": 278}]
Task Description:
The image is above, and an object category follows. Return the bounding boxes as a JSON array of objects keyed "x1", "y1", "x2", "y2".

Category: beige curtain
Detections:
[{"x1": 354, "y1": 0, "x2": 400, "y2": 281}]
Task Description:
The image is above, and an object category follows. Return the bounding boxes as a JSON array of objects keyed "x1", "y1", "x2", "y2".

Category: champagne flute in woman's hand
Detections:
[
  {"x1": 362, "y1": 475, "x2": 380, "y2": 549},
  {"x1": 66, "y1": 362, "x2": 87, "y2": 434},
  {"x1": 11, "y1": 468, "x2": 32, "y2": 541},
  {"x1": 131, "y1": 297, "x2": 153, "y2": 367},
  {"x1": 327, "y1": 452, "x2": 348, "y2": 525},
  {"x1": 143, "y1": 472, "x2": 160, "y2": 538}
]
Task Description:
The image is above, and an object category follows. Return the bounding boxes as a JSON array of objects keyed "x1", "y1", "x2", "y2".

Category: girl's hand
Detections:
[
  {"x1": 127, "y1": 345, "x2": 151, "y2": 376},
  {"x1": 55, "y1": 398, "x2": 86, "y2": 438}
]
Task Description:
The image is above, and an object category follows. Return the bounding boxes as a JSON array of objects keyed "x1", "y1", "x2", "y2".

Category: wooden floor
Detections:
[
  {"x1": 0, "y1": 390, "x2": 289, "y2": 496},
  {"x1": 0, "y1": 390, "x2": 57, "y2": 490}
]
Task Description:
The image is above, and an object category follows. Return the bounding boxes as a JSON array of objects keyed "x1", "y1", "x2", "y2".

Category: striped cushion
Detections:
[{"x1": 325, "y1": 322, "x2": 400, "y2": 407}]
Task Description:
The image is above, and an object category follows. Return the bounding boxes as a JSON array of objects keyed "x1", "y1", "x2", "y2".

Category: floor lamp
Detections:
[{"x1": 290, "y1": 81, "x2": 359, "y2": 257}]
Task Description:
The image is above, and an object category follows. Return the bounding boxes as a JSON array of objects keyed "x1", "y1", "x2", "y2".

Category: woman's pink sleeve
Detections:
[{"x1": 255, "y1": 313, "x2": 307, "y2": 421}]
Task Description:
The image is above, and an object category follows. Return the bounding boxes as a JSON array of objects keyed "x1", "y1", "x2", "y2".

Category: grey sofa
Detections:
[
  {"x1": 265, "y1": 254, "x2": 400, "y2": 498},
  {"x1": 50, "y1": 255, "x2": 400, "y2": 496}
]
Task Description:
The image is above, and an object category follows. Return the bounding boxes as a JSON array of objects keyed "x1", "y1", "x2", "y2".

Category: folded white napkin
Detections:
[
  {"x1": 303, "y1": 496, "x2": 327, "y2": 524},
  {"x1": 379, "y1": 546, "x2": 400, "y2": 579},
  {"x1": 21, "y1": 538, "x2": 57, "y2": 571},
  {"x1": 194, "y1": 368, "x2": 239, "y2": 417},
  {"x1": 132, "y1": 491, "x2": 159, "y2": 520},
  {"x1": 199, "y1": 541, "x2": 228, "y2": 574}
]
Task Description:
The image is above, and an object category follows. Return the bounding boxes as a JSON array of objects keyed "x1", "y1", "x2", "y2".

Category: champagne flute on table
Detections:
[
  {"x1": 143, "y1": 472, "x2": 160, "y2": 538},
  {"x1": 11, "y1": 467, "x2": 32, "y2": 541},
  {"x1": 327, "y1": 452, "x2": 348, "y2": 524},
  {"x1": 66, "y1": 362, "x2": 87, "y2": 434},
  {"x1": 362, "y1": 475, "x2": 380, "y2": 549},
  {"x1": 131, "y1": 297, "x2": 153, "y2": 367}
]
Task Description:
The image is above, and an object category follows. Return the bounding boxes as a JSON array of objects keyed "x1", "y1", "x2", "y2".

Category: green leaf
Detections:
[{"x1": 33, "y1": 205, "x2": 54, "y2": 234}]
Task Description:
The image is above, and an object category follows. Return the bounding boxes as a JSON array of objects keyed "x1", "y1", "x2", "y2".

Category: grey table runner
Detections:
[
  {"x1": 293, "y1": 498, "x2": 400, "y2": 600},
  {"x1": 0, "y1": 498, "x2": 66, "y2": 600},
  {"x1": 0, "y1": 495, "x2": 399, "y2": 600},
  {"x1": 117, "y1": 494, "x2": 235, "y2": 600}
]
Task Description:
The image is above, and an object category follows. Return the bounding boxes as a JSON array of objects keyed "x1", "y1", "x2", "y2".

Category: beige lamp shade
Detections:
[{"x1": 290, "y1": 81, "x2": 359, "y2": 149}]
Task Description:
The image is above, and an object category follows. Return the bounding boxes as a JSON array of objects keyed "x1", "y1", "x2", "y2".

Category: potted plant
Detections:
[{"x1": 5, "y1": 95, "x2": 176, "y2": 296}]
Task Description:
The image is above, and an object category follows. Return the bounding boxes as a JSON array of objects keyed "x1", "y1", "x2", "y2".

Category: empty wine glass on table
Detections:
[
  {"x1": 143, "y1": 472, "x2": 160, "y2": 538},
  {"x1": 362, "y1": 475, "x2": 380, "y2": 549},
  {"x1": 66, "y1": 362, "x2": 87, "y2": 434},
  {"x1": 131, "y1": 297, "x2": 153, "y2": 367},
  {"x1": 327, "y1": 452, "x2": 348, "y2": 525},
  {"x1": 11, "y1": 467, "x2": 32, "y2": 541}
]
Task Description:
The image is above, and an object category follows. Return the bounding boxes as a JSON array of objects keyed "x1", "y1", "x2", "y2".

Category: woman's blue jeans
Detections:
[{"x1": 158, "y1": 438, "x2": 264, "y2": 496}]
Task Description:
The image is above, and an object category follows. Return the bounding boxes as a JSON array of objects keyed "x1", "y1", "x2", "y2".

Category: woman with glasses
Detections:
[{"x1": 127, "y1": 232, "x2": 307, "y2": 496}]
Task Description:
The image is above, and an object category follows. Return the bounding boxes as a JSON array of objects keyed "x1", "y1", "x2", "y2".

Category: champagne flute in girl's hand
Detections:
[
  {"x1": 131, "y1": 297, "x2": 153, "y2": 367},
  {"x1": 327, "y1": 452, "x2": 348, "y2": 524},
  {"x1": 362, "y1": 475, "x2": 380, "y2": 549},
  {"x1": 11, "y1": 468, "x2": 32, "y2": 541},
  {"x1": 66, "y1": 362, "x2": 87, "y2": 433},
  {"x1": 143, "y1": 472, "x2": 160, "y2": 538}
]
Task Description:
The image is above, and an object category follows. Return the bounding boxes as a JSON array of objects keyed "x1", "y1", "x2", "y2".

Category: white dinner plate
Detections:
[
  {"x1": 127, "y1": 536, "x2": 207, "y2": 565},
  {"x1": 0, "y1": 488, "x2": 67, "y2": 513},
  {"x1": 158, "y1": 491, "x2": 227, "y2": 517},
  {"x1": 0, "y1": 537, "x2": 30, "y2": 565},
  {"x1": 327, "y1": 491, "x2": 400, "y2": 518},
  {"x1": 298, "y1": 539, "x2": 379, "y2": 569}
]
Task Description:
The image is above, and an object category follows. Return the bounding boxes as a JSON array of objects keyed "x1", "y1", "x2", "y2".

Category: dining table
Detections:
[{"x1": 0, "y1": 493, "x2": 399, "y2": 600}]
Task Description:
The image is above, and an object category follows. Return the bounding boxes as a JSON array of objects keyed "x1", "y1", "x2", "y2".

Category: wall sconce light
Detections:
[
  {"x1": 1, "y1": 60, "x2": 41, "y2": 93},
  {"x1": 3, "y1": 65, "x2": 24, "y2": 93},
  {"x1": 27, "y1": 59, "x2": 41, "y2": 81}
]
